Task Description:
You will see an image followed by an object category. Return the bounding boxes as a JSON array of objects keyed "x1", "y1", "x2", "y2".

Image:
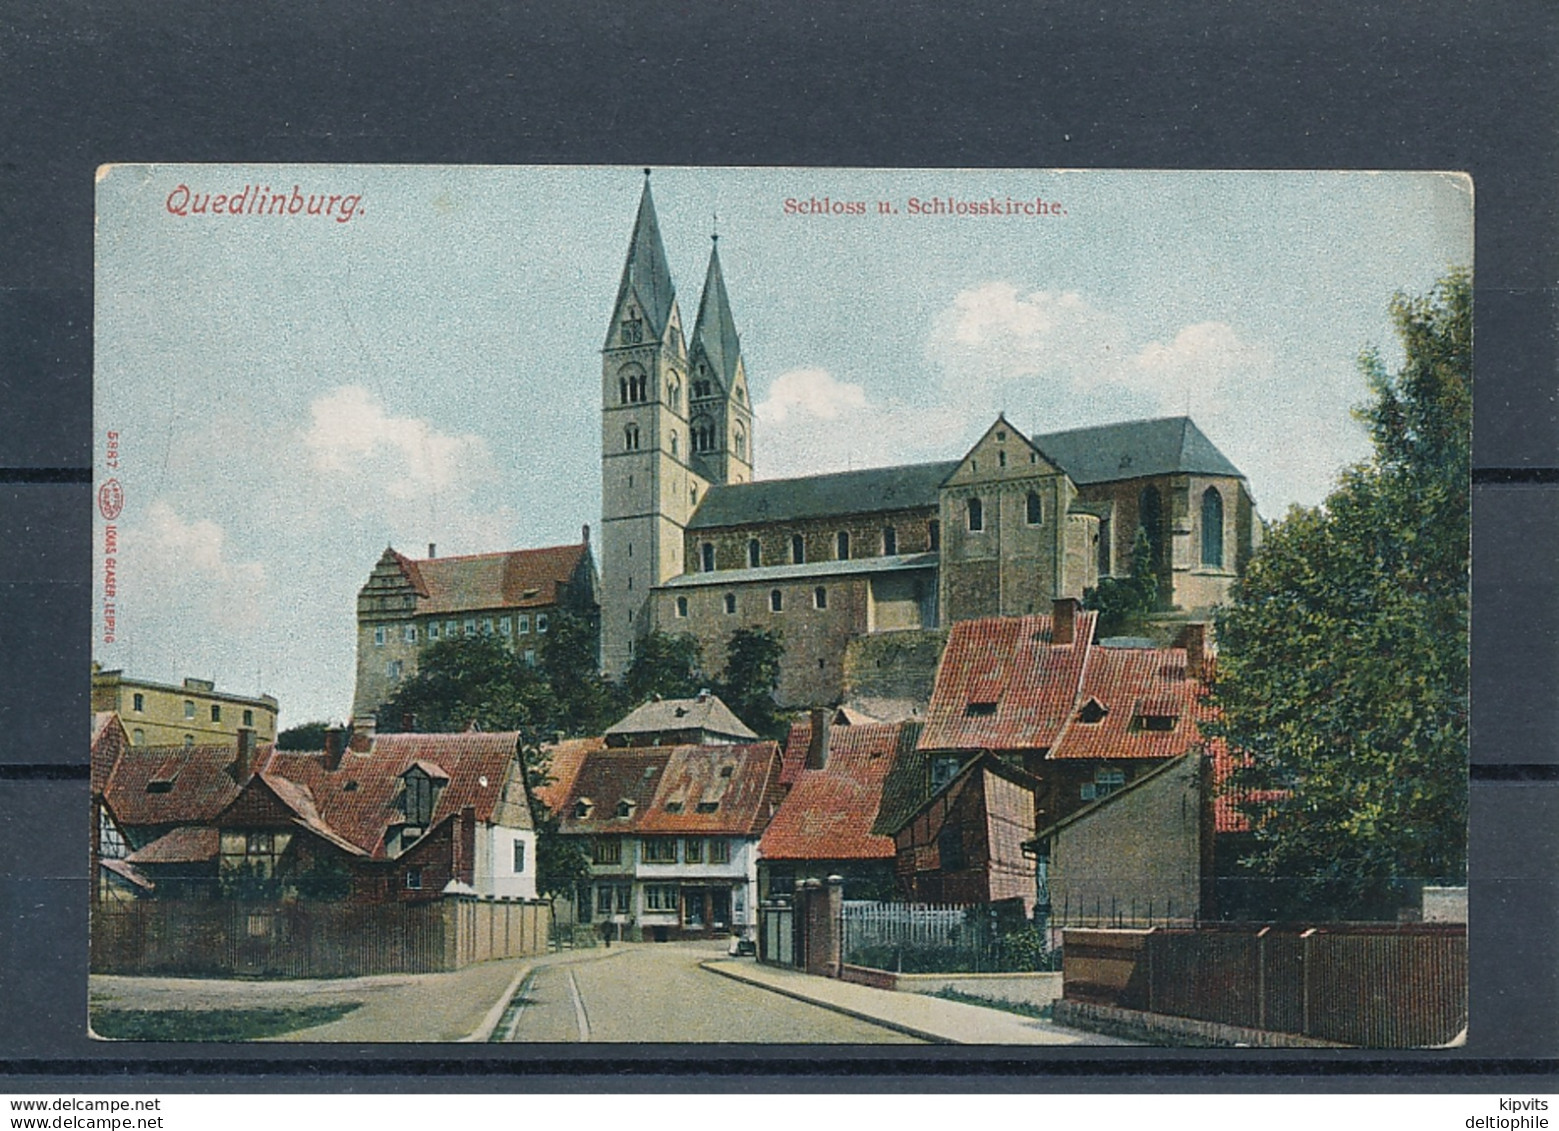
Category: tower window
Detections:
[
  {"x1": 724, "y1": 593, "x2": 737, "y2": 614},
  {"x1": 967, "y1": 497, "x2": 984, "y2": 532},
  {"x1": 670, "y1": 432, "x2": 679, "y2": 458},
  {"x1": 929, "y1": 520, "x2": 940, "y2": 551},
  {"x1": 791, "y1": 534, "x2": 805, "y2": 564},
  {"x1": 814, "y1": 587, "x2": 828, "y2": 610},
  {"x1": 624, "y1": 423, "x2": 640, "y2": 451},
  {"x1": 770, "y1": 589, "x2": 783, "y2": 613},
  {"x1": 735, "y1": 429, "x2": 746, "y2": 459},
  {"x1": 1202, "y1": 486, "x2": 1225, "y2": 568},
  {"x1": 836, "y1": 531, "x2": 850, "y2": 560},
  {"x1": 748, "y1": 539, "x2": 761, "y2": 568},
  {"x1": 692, "y1": 417, "x2": 716, "y2": 453},
  {"x1": 667, "y1": 379, "x2": 680, "y2": 411},
  {"x1": 701, "y1": 542, "x2": 715, "y2": 572},
  {"x1": 882, "y1": 526, "x2": 897, "y2": 556},
  {"x1": 1026, "y1": 491, "x2": 1043, "y2": 525}
]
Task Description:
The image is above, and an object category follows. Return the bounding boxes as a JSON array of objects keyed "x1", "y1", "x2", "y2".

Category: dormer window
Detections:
[
  {"x1": 665, "y1": 800, "x2": 684, "y2": 814},
  {"x1": 1078, "y1": 698, "x2": 1109, "y2": 725},
  {"x1": 616, "y1": 799, "x2": 636, "y2": 819},
  {"x1": 964, "y1": 701, "x2": 997, "y2": 717},
  {"x1": 1138, "y1": 714, "x2": 1178, "y2": 732},
  {"x1": 696, "y1": 801, "x2": 719, "y2": 814},
  {"x1": 401, "y1": 767, "x2": 437, "y2": 826},
  {"x1": 574, "y1": 798, "x2": 595, "y2": 819}
]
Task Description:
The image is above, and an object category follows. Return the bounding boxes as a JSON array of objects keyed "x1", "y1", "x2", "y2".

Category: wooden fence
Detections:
[
  {"x1": 91, "y1": 897, "x2": 551, "y2": 978},
  {"x1": 1062, "y1": 924, "x2": 1466, "y2": 1048}
]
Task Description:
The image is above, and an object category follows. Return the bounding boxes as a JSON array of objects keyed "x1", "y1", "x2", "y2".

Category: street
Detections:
[{"x1": 497, "y1": 941, "x2": 923, "y2": 1043}]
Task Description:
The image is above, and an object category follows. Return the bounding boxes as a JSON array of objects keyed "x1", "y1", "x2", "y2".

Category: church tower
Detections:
[
  {"x1": 687, "y1": 234, "x2": 755, "y2": 486},
  {"x1": 600, "y1": 175, "x2": 710, "y2": 680}
]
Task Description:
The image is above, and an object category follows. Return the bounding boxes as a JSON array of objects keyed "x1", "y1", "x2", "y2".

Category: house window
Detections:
[
  {"x1": 882, "y1": 526, "x2": 897, "y2": 556},
  {"x1": 928, "y1": 520, "x2": 940, "y2": 550},
  {"x1": 464, "y1": 619, "x2": 477, "y2": 636},
  {"x1": 930, "y1": 754, "x2": 962, "y2": 794},
  {"x1": 98, "y1": 813, "x2": 127, "y2": 860},
  {"x1": 723, "y1": 593, "x2": 737, "y2": 614},
  {"x1": 643, "y1": 838, "x2": 678, "y2": 864},
  {"x1": 684, "y1": 838, "x2": 704, "y2": 863},
  {"x1": 710, "y1": 839, "x2": 731, "y2": 865},
  {"x1": 428, "y1": 622, "x2": 441, "y2": 640},
  {"x1": 446, "y1": 620, "x2": 457, "y2": 637},
  {"x1": 1138, "y1": 713, "x2": 1179, "y2": 732},
  {"x1": 403, "y1": 624, "x2": 416, "y2": 644},
  {"x1": 132, "y1": 693, "x2": 144, "y2": 712},
  {"x1": 210, "y1": 704, "x2": 221, "y2": 723},
  {"x1": 518, "y1": 615, "x2": 530, "y2": 634},
  {"x1": 645, "y1": 884, "x2": 678, "y2": 912},
  {"x1": 967, "y1": 497, "x2": 984, "y2": 532},
  {"x1": 701, "y1": 542, "x2": 715, "y2": 572},
  {"x1": 748, "y1": 539, "x2": 761, "y2": 567},
  {"x1": 790, "y1": 534, "x2": 805, "y2": 564},
  {"x1": 938, "y1": 824, "x2": 966, "y2": 871},
  {"x1": 243, "y1": 709, "x2": 253, "y2": 727},
  {"x1": 1082, "y1": 767, "x2": 1127, "y2": 801},
  {"x1": 512, "y1": 840, "x2": 527, "y2": 874},
  {"x1": 1202, "y1": 486, "x2": 1225, "y2": 568},
  {"x1": 184, "y1": 700, "x2": 195, "y2": 719},
  {"x1": 405, "y1": 868, "x2": 423, "y2": 890},
  {"x1": 814, "y1": 586, "x2": 828, "y2": 610},
  {"x1": 1026, "y1": 491, "x2": 1043, "y2": 525},
  {"x1": 770, "y1": 589, "x2": 783, "y2": 613},
  {"x1": 836, "y1": 530, "x2": 850, "y2": 560},
  {"x1": 373, "y1": 627, "x2": 385, "y2": 647},
  {"x1": 591, "y1": 838, "x2": 621, "y2": 865},
  {"x1": 500, "y1": 616, "x2": 512, "y2": 636},
  {"x1": 536, "y1": 614, "x2": 549, "y2": 633}
]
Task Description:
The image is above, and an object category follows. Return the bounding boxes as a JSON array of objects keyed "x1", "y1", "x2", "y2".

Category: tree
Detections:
[
  {"x1": 540, "y1": 610, "x2": 619, "y2": 737},
  {"x1": 378, "y1": 633, "x2": 558, "y2": 736},
  {"x1": 1209, "y1": 270, "x2": 1470, "y2": 919},
  {"x1": 716, "y1": 626, "x2": 786, "y2": 739},
  {"x1": 623, "y1": 631, "x2": 705, "y2": 705},
  {"x1": 276, "y1": 721, "x2": 330, "y2": 751},
  {"x1": 1083, "y1": 526, "x2": 1158, "y2": 637}
]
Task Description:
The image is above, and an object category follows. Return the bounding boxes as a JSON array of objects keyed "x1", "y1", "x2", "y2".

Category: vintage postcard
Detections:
[{"x1": 89, "y1": 166, "x2": 1470, "y2": 1046}]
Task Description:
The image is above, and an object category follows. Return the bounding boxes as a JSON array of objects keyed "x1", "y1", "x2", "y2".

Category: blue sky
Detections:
[{"x1": 94, "y1": 165, "x2": 1472, "y2": 726}]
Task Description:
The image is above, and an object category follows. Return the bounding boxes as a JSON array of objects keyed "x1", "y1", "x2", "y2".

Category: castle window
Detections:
[
  {"x1": 882, "y1": 526, "x2": 897, "y2": 555},
  {"x1": 386, "y1": 660, "x2": 403, "y2": 679},
  {"x1": 619, "y1": 376, "x2": 629, "y2": 404},
  {"x1": 243, "y1": 709, "x2": 254, "y2": 727},
  {"x1": 482, "y1": 618, "x2": 494, "y2": 635},
  {"x1": 836, "y1": 531, "x2": 850, "y2": 560},
  {"x1": 429, "y1": 622, "x2": 441, "y2": 640},
  {"x1": 748, "y1": 539, "x2": 761, "y2": 568},
  {"x1": 701, "y1": 543, "x2": 715, "y2": 572},
  {"x1": 929, "y1": 520, "x2": 940, "y2": 550},
  {"x1": 624, "y1": 423, "x2": 640, "y2": 451},
  {"x1": 132, "y1": 693, "x2": 144, "y2": 712},
  {"x1": 1026, "y1": 491, "x2": 1043, "y2": 526},
  {"x1": 676, "y1": 596, "x2": 689, "y2": 618},
  {"x1": 517, "y1": 615, "x2": 530, "y2": 634},
  {"x1": 1201, "y1": 486, "x2": 1225, "y2": 568},
  {"x1": 537, "y1": 614, "x2": 549, "y2": 633},
  {"x1": 183, "y1": 734, "x2": 194, "y2": 747},
  {"x1": 814, "y1": 586, "x2": 828, "y2": 610},
  {"x1": 404, "y1": 624, "x2": 418, "y2": 643},
  {"x1": 724, "y1": 593, "x2": 737, "y2": 614},
  {"x1": 373, "y1": 627, "x2": 385, "y2": 647},
  {"x1": 445, "y1": 619, "x2": 457, "y2": 637},
  {"x1": 967, "y1": 497, "x2": 984, "y2": 532},
  {"x1": 791, "y1": 534, "x2": 805, "y2": 564},
  {"x1": 524, "y1": 649, "x2": 536, "y2": 665},
  {"x1": 770, "y1": 589, "x2": 783, "y2": 613},
  {"x1": 693, "y1": 378, "x2": 712, "y2": 399},
  {"x1": 184, "y1": 700, "x2": 195, "y2": 719},
  {"x1": 464, "y1": 619, "x2": 476, "y2": 636},
  {"x1": 499, "y1": 617, "x2": 511, "y2": 636},
  {"x1": 1030, "y1": 451, "x2": 1038, "y2": 463}
]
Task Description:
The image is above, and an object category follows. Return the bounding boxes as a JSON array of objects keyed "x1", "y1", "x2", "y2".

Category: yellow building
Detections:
[{"x1": 91, "y1": 664, "x2": 279, "y2": 747}]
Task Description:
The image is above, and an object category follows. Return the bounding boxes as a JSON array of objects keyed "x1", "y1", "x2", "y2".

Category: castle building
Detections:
[
  {"x1": 91, "y1": 664, "x2": 278, "y2": 748},
  {"x1": 600, "y1": 178, "x2": 1261, "y2": 708}
]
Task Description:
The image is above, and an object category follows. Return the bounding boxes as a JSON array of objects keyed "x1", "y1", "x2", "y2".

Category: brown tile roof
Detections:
[
  {"x1": 606, "y1": 694, "x2": 757, "y2": 744},
  {"x1": 395, "y1": 543, "x2": 589, "y2": 615},
  {"x1": 919, "y1": 612, "x2": 1098, "y2": 753},
  {"x1": 258, "y1": 732, "x2": 533, "y2": 858},
  {"x1": 762, "y1": 721, "x2": 919, "y2": 862},
  {"x1": 126, "y1": 825, "x2": 220, "y2": 865},
  {"x1": 556, "y1": 742, "x2": 783, "y2": 837},
  {"x1": 1048, "y1": 647, "x2": 1205, "y2": 762},
  {"x1": 92, "y1": 712, "x2": 127, "y2": 796},
  {"x1": 535, "y1": 735, "x2": 605, "y2": 814},
  {"x1": 103, "y1": 743, "x2": 253, "y2": 829}
]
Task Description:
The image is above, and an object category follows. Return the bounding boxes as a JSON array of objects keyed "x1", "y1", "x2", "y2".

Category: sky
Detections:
[{"x1": 93, "y1": 165, "x2": 1473, "y2": 727}]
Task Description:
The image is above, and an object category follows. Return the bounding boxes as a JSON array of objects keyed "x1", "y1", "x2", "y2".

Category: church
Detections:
[{"x1": 599, "y1": 175, "x2": 1261, "y2": 708}]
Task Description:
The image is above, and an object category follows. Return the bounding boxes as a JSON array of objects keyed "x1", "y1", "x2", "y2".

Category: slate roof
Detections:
[
  {"x1": 556, "y1": 742, "x2": 782, "y2": 837},
  {"x1": 535, "y1": 735, "x2": 606, "y2": 814},
  {"x1": 126, "y1": 825, "x2": 220, "y2": 865},
  {"x1": 1031, "y1": 416, "x2": 1243, "y2": 485},
  {"x1": 257, "y1": 732, "x2": 533, "y2": 859},
  {"x1": 690, "y1": 242, "x2": 742, "y2": 387},
  {"x1": 393, "y1": 542, "x2": 589, "y2": 615},
  {"x1": 103, "y1": 742, "x2": 253, "y2": 829},
  {"x1": 762, "y1": 720, "x2": 920, "y2": 861},
  {"x1": 687, "y1": 461, "x2": 960, "y2": 531},
  {"x1": 918, "y1": 611, "x2": 1098, "y2": 752},
  {"x1": 609, "y1": 178, "x2": 677, "y2": 341},
  {"x1": 658, "y1": 552, "x2": 938, "y2": 589},
  {"x1": 605, "y1": 694, "x2": 758, "y2": 744}
]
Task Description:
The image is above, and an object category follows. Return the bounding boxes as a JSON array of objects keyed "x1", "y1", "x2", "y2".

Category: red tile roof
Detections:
[
  {"x1": 395, "y1": 543, "x2": 589, "y2": 615},
  {"x1": 919, "y1": 612, "x2": 1098, "y2": 752},
  {"x1": 762, "y1": 721, "x2": 916, "y2": 861},
  {"x1": 535, "y1": 735, "x2": 605, "y2": 814},
  {"x1": 257, "y1": 732, "x2": 533, "y2": 858},
  {"x1": 126, "y1": 825, "x2": 220, "y2": 865},
  {"x1": 1048, "y1": 647, "x2": 1206, "y2": 762},
  {"x1": 92, "y1": 712, "x2": 127, "y2": 796},
  {"x1": 1210, "y1": 739, "x2": 1287, "y2": 835},
  {"x1": 103, "y1": 743, "x2": 254, "y2": 829},
  {"x1": 556, "y1": 742, "x2": 783, "y2": 837}
]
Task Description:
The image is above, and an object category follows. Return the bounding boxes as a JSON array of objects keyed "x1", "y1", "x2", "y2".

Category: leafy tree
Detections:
[
  {"x1": 289, "y1": 849, "x2": 354, "y2": 901},
  {"x1": 379, "y1": 633, "x2": 558, "y2": 736},
  {"x1": 1209, "y1": 270, "x2": 1470, "y2": 919},
  {"x1": 276, "y1": 721, "x2": 330, "y2": 751},
  {"x1": 540, "y1": 611, "x2": 620, "y2": 737},
  {"x1": 623, "y1": 631, "x2": 705, "y2": 705},
  {"x1": 716, "y1": 626, "x2": 786, "y2": 739},
  {"x1": 1083, "y1": 526, "x2": 1159, "y2": 638}
]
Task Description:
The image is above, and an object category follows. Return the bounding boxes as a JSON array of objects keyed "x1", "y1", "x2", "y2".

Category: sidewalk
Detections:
[{"x1": 702, "y1": 959, "x2": 1138, "y2": 1045}]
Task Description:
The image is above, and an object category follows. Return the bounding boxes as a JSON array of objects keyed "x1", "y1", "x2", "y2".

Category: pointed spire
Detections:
[
  {"x1": 611, "y1": 172, "x2": 676, "y2": 339},
  {"x1": 690, "y1": 235, "x2": 743, "y2": 388}
]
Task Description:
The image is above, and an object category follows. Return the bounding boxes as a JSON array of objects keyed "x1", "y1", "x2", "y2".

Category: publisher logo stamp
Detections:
[{"x1": 97, "y1": 478, "x2": 124, "y2": 521}]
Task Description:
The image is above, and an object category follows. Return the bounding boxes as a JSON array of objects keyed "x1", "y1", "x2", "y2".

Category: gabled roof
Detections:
[
  {"x1": 535, "y1": 735, "x2": 605, "y2": 814},
  {"x1": 1031, "y1": 416, "x2": 1243, "y2": 485},
  {"x1": 103, "y1": 742, "x2": 253, "y2": 829},
  {"x1": 688, "y1": 461, "x2": 960, "y2": 531},
  {"x1": 605, "y1": 694, "x2": 758, "y2": 744},
  {"x1": 762, "y1": 720, "x2": 920, "y2": 862},
  {"x1": 689, "y1": 241, "x2": 742, "y2": 388},
  {"x1": 254, "y1": 732, "x2": 533, "y2": 859},
  {"x1": 919, "y1": 611, "x2": 1098, "y2": 752},
  {"x1": 609, "y1": 178, "x2": 677, "y2": 340},
  {"x1": 392, "y1": 542, "x2": 590, "y2": 615},
  {"x1": 885, "y1": 750, "x2": 1040, "y2": 836},
  {"x1": 126, "y1": 825, "x2": 220, "y2": 865},
  {"x1": 1031, "y1": 753, "x2": 1195, "y2": 843},
  {"x1": 556, "y1": 742, "x2": 782, "y2": 837},
  {"x1": 1048, "y1": 646, "x2": 1205, "y2": 762},
  {"x1": 92, "y1": 712, "x2": 128, "y2": 796}
]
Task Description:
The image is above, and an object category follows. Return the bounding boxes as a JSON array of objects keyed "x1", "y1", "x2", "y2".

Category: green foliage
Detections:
[
  {"x1": 91, "y1": 1004, "x2": 360, "y2": 1041},
  {"x1": 1083, "y1": 526, "x2": 1159, "y2": 637},
  {"x1": 218, "y1": 861, "x2": 281, "y2": 902},
  {"x1": 716, "y1": 626, "x2": 786, "y2": 739},
  {"x1": 541, "y1": 611, "x2": 621, "y2": 736},
  {"x1": 623, "y1": 631, "x2": 706, "y2": 704},
  {"x1": 379, "y1": 633, "x2": 559, "y2": 736},
  {"x1": 1209, "y1": 270, "x2": 1470, "y2": 919},
  {"x1": 289, "y1": 850, "x2": 354, "y2": 901},
  {"x1": 276, "y1": 721, "x2": 330, "y2": 751},
  {"x1": 532, "y1": 806, "x2": 592, "y2": 899}
]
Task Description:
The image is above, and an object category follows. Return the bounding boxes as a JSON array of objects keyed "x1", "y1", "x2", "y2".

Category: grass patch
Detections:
[
  {"x1": 930, "y1": 987, "x2": 1053, "y2": 1021},
  {"x1": 90, "y1": 1002, "x2": 361, "y2": 1041}
]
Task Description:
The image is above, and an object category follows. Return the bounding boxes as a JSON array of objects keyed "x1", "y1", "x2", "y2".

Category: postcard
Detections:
[{"x1": 89, "y1": 166, "x2": 1471, "y2": 1046}]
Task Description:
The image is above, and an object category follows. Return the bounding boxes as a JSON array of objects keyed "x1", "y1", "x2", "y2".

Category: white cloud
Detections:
[
  {"x1": 755, "y1": 368, "x2": 869, "y2": 425},
  {"x1": 131, "y1": 501, "x2": 267, "y2": 631},
  {"x1": 927, "y1": 282, "x2": 1128, "y2": 393}
]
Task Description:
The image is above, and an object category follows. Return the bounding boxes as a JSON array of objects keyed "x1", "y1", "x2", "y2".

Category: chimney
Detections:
[
  {"x1": 427, "y1": 542, "x2": 436, "y2": 559},
  {"x1": 235, "y1": 727, "x2": 257, "y2": 783},
  {"x1": 324, "y1": 725, "x2": 346, "y2": 771},
  {"x1": 806, "y1": 707, "x2": 830, "y2": 771},
  {"x1": 350, "y1": 714, "x2": 377, "y2": 752},
  {"x1": 1052, "y1": 597, "x2": 1079, "y2": 646},
  {"x1": 1180, "y1": 622, "x2": 1208, "y2": 681}
]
